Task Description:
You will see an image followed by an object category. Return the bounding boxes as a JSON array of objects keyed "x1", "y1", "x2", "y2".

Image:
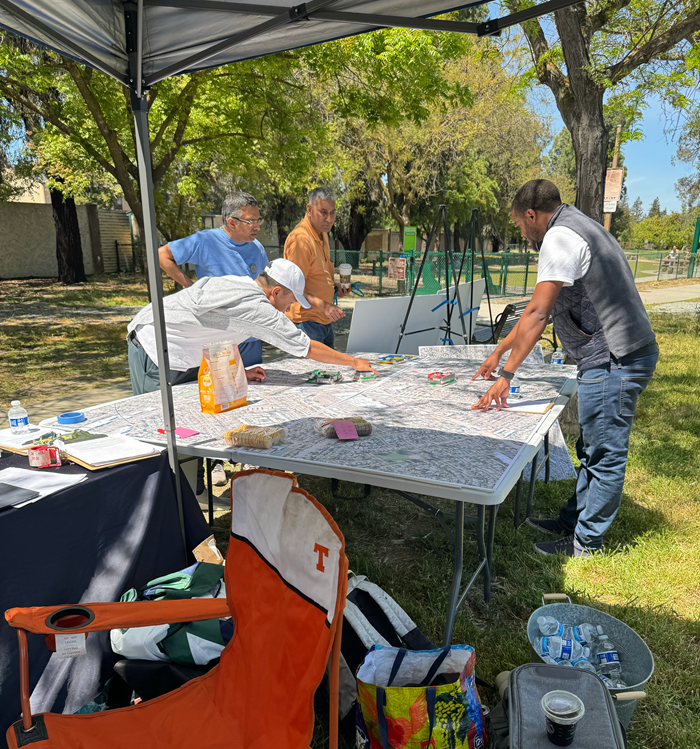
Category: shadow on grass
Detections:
[{"x1": 212, "y1": 471, "x2": 700, "y2": 749}]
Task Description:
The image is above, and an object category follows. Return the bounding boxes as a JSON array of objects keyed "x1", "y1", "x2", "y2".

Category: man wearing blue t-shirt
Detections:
[{"x1": 158, "y1": 190, "x2": 268, "y2": 367}]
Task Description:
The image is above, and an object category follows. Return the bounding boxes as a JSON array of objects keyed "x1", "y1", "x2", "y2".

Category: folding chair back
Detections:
[{"x1": 6, "y1": 469, "x2": 347, "y2": 749}]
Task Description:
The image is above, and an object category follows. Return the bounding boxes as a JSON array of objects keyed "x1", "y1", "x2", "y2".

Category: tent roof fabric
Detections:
[{"x1": 0, "y1": 0, "x2": 491, "y2": 86}]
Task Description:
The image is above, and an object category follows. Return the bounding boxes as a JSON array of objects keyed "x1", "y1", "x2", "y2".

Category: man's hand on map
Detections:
[
  {"x1": 471, "y1": 352, "x2": 501, "y2": 381},
  {"x1": 471, "y1": 377, "x2": 510, "y2": 412},
  {"x1": 352, "y1": 358, "x2": 379, "y2": 374},
  {"x1": 245, "y1": 366, "x2": 267, "y2": 382},
  {"x1": 323, "y1": 302, "x2": 345, "y2": 322}
]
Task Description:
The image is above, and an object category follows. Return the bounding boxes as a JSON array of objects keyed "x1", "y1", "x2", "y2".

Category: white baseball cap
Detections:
[{"x1": 265, "y1": 258, "x2": 310, "y2": 308}]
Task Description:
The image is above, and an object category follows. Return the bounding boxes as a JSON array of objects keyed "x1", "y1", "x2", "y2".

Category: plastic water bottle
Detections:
[
  {"x1": 594, "y1": 635, "x2": 622, "y2": 679},
  {"x1": 571, "y1": 649, "x2": 596, "y2": 672},
  {"x1": 570, "y1": 622, "x2": 598, "y2": 647},
  {"x1": 551, "y1": 348, "x2": 565, "y2": 365},
  {"x1": 509, "y1": 376, "x2": 521, "y2": 399},
  {"x1": 538, "y1": 635, "x2": 585, "y2": 662},
  {"x1": 537, "y1": 616, "x2": 565, "y2": 637},
  {"x1": 8, "y1": 401, "x2": 29, "y2": 434}
]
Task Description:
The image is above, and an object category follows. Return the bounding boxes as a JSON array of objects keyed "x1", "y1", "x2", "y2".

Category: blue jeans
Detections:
[
  {"x1": 295, "y1": 320, "x2": 334, "y2": 349},
  {"x1": 559, "y1": 348, "x2": 659, "y2": 549}
]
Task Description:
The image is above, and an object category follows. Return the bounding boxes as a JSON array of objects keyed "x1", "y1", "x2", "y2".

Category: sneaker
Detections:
[
  {"x1": 525, "y1": 516, "x2": 573, "y2": 536},
  {"x1": 211, "y1": 464, "x2": 227, "y2": 486},
  {"x1": 534, "y1": 535, "x2": 592, "y2": 558}
]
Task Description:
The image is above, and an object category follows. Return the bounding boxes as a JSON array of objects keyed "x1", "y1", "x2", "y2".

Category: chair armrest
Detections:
[{"x1": 5, "y1": 598, "x2": 231, "y2": 635}]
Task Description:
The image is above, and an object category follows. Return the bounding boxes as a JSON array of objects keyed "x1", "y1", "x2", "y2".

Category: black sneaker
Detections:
[
  {"x1": 534, "y1": 535, "x2": 592, "y2": 558},
  {"x1": 525, "y1": 516, "x2": 573, "y2": 536}
]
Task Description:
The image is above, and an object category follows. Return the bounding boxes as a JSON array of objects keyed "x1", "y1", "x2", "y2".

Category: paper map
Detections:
[{"x1": 40, "y1": 351, "x2": 577, "y2": 493}]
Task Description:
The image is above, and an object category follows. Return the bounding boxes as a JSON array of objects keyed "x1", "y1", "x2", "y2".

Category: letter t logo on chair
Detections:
[{"x1": 314, "y1": 543, "x2": 329, "y2": 572}]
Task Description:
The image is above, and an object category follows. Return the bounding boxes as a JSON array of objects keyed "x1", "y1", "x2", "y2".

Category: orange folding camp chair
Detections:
[{"x1": 5, "y1": 469, "x2": 347, "y2": 749}]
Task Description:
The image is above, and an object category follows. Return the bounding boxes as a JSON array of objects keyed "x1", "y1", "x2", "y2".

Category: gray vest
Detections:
[{"x1": 546, "y1": 205, "x2": 655, "y2": 371}]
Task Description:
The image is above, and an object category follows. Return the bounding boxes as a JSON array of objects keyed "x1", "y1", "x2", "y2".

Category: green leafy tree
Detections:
[
  {"x1": 648, "y1": 197, "x2": 663, "y2": 218},
  {"x1": 631, "y1": 208, "x2": 700, "y2": 248},
  {"x1": 631, "y1": 196, "x2": 644, "y2": 222},
  {"x1": 0, "y1": 37, "x2": 325, "y2": 266},
  {"x1": 507, "y1": 0, "x2": 700, "y2": 222}
]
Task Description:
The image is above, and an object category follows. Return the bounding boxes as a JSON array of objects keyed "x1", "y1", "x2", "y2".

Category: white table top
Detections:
[{"x1": 40, "y1": 354, "x2": 577, "y2": 506}]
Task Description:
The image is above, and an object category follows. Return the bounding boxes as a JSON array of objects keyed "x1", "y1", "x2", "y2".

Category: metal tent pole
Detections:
[{"x1": 131, "y1": 91, "x2": 187, "y2": 558}]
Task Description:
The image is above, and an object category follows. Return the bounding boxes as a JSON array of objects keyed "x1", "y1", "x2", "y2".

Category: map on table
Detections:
[{"x1": 40, "y1": 354, "x2": 577, "y2": 492}]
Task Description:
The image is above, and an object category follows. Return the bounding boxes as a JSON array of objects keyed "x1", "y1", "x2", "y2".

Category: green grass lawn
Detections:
[
  {"x1": 213, "y1": 310, "x2": 700, "y2": 749},
  {"x1": 1, "y1": 275, "x2": 698, "y2": 745}
]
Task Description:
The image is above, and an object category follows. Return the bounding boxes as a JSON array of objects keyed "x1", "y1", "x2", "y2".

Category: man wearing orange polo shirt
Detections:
[{"x1": 284, "y1": 186, "x2": 346, "y2": 348}]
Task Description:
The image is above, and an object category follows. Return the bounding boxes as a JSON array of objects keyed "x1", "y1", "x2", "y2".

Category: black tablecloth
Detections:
[{"x1": 0, "y1": 452, "x2": 209, "y2": 733}]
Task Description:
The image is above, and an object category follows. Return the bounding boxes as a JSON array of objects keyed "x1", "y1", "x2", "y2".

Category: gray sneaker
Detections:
[
  {"x1": 534, "y1": 535, "x2": 593, "y2": 558},
  {"x1": 525, "y1": 516, "x2": 573, "y2": 536}
]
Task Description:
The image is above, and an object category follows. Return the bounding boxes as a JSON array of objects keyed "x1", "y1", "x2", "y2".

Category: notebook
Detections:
[
  {"x1": 60, "y1": 435, "x2": 161, "y2": 467},
  {"x1": 0, "y1": 483, "x2": 40, "y2": 510}
]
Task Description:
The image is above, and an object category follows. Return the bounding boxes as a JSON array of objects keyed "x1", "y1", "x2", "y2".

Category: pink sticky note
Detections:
[
  {"x1": 175, "y1": 427, "x2": 199, "y2": 438},
  {"x1": 332, "y1": 420, "x2": 359, "y2": 440}
]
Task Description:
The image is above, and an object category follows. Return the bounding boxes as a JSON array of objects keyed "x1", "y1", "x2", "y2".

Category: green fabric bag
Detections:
[{"x1": 113, "y1": 562, "x2": 229, "y2": 666}]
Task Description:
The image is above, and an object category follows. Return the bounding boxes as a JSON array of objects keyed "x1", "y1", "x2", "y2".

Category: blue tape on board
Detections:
[
  {"x1": 57, "y1": 411, "x2": 85, "y2": 425},
  {"x1": 460, "y1": 306, "x2": 480, "y2": 318},
  {"x1": 431, "y1": 299, "x2": 457, "y2": 312}
]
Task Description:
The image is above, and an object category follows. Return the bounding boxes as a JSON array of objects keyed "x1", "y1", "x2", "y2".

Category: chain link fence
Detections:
[{"x1": 264, "y1": 246, "x2": 699, "y2": 299}]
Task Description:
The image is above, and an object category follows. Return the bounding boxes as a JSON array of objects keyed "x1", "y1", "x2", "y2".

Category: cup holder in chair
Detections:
[{"x1": 44, "y1": 606, "x2": 95, "y2": 652}]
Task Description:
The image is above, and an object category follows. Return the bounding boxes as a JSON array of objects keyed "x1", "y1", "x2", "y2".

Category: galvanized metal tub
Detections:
[{"x1": 527, "y1": 594, "x2": 654, "y2": 729}]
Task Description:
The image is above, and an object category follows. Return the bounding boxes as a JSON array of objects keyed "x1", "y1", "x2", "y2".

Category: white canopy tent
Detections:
[{"x1": 0, "y1": 0, "x2": 579, "y2": 544}]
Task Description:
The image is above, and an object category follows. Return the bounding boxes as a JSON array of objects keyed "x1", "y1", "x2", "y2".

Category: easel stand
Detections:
[{"x1": 395, "y1": 206, "x2": 495, "y2": 352}]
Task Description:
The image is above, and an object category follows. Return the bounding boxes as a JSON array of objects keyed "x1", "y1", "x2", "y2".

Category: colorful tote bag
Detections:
[{"x1": 356, "y1": 644, "x2": 488, "y2": 749}]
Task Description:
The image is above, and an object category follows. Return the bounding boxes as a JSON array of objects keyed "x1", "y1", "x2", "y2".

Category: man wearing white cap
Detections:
[{"x1": 127, "y1": 258, "x2": 376, "y2": 395}]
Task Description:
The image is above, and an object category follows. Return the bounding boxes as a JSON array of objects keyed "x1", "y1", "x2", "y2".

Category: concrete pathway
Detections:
[{"x1": 637, "y1": 284, "x2": 700, "y2": 306}]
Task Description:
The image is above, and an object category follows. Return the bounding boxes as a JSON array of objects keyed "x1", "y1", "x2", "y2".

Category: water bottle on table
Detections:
[
  {"x1": 8, "y1": 400, "x2": 29, "y2": 434},
  {"x1": 551, "y1": 348, "x2": 565, "y2": 365}
]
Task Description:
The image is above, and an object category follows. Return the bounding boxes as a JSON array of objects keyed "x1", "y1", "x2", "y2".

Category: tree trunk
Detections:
[
  {"x1": 554, "y1": 6, "x2": 608, "y2": 224},
  {"x1": 335, "y1": 199, "x2": 370, "y2": 269},
  {"x1": 50, "y1": 186, "x2": 87, "y2": 284}
]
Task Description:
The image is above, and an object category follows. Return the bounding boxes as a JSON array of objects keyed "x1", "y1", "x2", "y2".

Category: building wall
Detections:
[
  {"x1": 0, "y1": 202, "x2": 95, "y2": 279},
  {"x1": 99, "y1": 210, "x2": 134, "y2": 273}
]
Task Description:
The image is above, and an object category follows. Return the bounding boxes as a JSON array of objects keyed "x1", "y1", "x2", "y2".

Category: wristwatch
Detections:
[{"x1": 497, "y1": 368, "x2": 515, "y2": 381}]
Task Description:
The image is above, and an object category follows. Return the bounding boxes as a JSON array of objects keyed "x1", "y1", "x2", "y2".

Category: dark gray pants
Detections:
[
  {"x1": 127, "y1": 337, "x2": 199, "y2": 395},
  {"x1": 127, "y1": 336, "x2": 207, "y2": 493}
]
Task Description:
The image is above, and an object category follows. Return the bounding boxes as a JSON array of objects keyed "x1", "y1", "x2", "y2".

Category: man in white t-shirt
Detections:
[
  {"x1": 471, "y1": 180, "x2": 657, "y2": 558},
  {"x1": 127, "y1": 258, "x2": 376, "y2": 395}
]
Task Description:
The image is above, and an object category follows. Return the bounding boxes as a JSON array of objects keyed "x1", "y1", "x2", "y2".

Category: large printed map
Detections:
[{"x1": 40, "y1": 353, "x2": 578, "y2": 493}]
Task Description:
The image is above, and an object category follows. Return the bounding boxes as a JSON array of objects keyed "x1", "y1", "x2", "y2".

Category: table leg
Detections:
[
  {"x1": 513, "y1": 474, "x2": 523, "y2": 527},
  {"x1": 544, "y1": 431, "x2": 551, "y2": 484},
  {"x1": 442, "y1": 501, "x2": 464, "y2": 647},
  {"x1": 485, "y1": 505, "x2": 498, "y2": 601},
  {"x1": 526, "y1": 449, "x2": 539, "y2": 520},
  {"x1": 476, "y1": 506, "x2": 491, "y2": 602},
  {"x1": 331, "y1": 479, "x2": 371, "y2": 500},
  {"x1": 206, "y1": 459, "x2": 214, "y2": 526}
]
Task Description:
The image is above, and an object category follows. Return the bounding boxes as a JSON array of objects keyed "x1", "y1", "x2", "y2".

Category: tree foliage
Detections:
[
  {"x1": 630, "y1": 207, "x2": 700, "y2": 249},
  {"x1": 507, "y1": 0, "x2": 700, "y2": 222},
  {"x1": 0, "y1": 34, "x2": 324, "y2": 248}
]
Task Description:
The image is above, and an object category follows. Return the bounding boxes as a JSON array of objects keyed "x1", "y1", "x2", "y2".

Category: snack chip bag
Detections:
[{"x1": 198, "y1": 341, "x2": 248, "y2": 414}]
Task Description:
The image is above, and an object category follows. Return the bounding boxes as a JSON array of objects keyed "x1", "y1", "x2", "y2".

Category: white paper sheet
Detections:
[
  {"x1": 0, "y1": 467, "x2": 88, "y2": 507},
  {"x1": 504, "y1": 399, "x2": 553, "y2": 414},
  {"x1": 61, "y1": 435, "x2": 161, "y2": 466}
]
